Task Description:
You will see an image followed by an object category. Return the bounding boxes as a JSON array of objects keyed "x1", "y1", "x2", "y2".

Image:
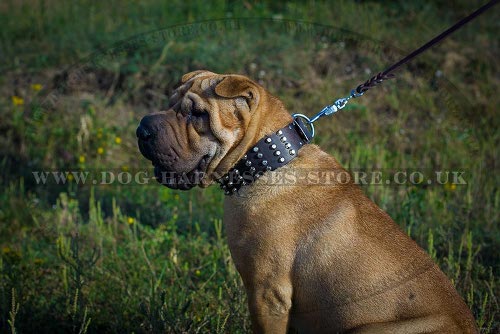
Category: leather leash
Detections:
[{"x1": 294, "y1": 0, "x2": 499, "y2": 136}]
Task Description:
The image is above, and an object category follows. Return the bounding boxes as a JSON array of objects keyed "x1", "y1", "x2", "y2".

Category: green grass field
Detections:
[{"x1": 0, "y1": 0, "x2": 498, "y2": 332}]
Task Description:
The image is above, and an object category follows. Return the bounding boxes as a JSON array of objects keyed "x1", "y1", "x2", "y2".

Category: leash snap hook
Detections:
[{"x1": 307, "y1": 93, "x2": 354, "y2": 125}]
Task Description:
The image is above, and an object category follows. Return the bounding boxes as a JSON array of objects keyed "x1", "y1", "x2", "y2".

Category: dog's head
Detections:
[{"x1": 137, "y1": 70, "x2": 289, "y2": 189}]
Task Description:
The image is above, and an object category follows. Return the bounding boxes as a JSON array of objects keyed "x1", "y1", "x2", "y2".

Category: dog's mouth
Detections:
[{"x1": 153, "y1": 154, "x2": 211, "y2": 190}]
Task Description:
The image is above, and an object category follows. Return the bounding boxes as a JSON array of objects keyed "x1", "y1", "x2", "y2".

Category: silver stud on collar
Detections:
[{"x1": 219, "y1": 121, "x2": 307, "y2": 195}]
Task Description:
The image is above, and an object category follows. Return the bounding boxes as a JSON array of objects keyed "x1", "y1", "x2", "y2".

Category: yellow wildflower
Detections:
[
  {"x1": 444, "y1": 183, "x2": 457, "y2": 191},
  {"x1": 31, "y1": 83, "x2": 43, "y2": 91},
  {"x1": 79, "y1": 155, "x2": 85, "y2": 163},
  {"x1": 2, "y1": 246, "x2": 11, "y2": 254},
  {"x1": 170, "y1": 249, "x2": 178, "y2": 264},
  {"x1": 67, "y1": 173, "x2": 74, "y2": 181},
  {"x1": 115, "y1": 137, "x2": 122, "y2": 144},
  {"x1": 195, "y1": 270, "x2": 201, "y2": 276},
  {"x1": 121, "y1": 166, "x2": 129, "y2": 172},
  {"x1": 34, "y1": 258, "x2": 45, "y2": 265},
  {"x1": 97, "y1": 147, "x2": 104, "y2": 155},
  {"x1": 11, "y1": 96, "x2": 24, "y2": 106},
  {"x1": 127, "y1": 217, "x2": 135, "y2": 225}
]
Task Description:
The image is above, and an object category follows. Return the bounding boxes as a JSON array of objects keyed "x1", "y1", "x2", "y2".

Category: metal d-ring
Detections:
[{"x1": 292, "y1": 113, "x2": 315, "y2": 138}]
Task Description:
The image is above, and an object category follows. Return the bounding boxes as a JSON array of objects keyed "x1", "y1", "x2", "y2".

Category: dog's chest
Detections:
[{"x1": 223, "y1": 198, "x2": 297, "y2": 276}]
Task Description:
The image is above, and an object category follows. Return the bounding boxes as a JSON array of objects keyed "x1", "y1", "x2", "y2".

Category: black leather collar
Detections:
[{"x1": 216, "y1": 117, "x2": 313, "y2": 195}]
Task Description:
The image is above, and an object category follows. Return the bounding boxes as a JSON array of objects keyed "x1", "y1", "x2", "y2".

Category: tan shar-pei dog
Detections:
[{"x1": 137, "y1": 70, "x2": 478, "y2": 333}]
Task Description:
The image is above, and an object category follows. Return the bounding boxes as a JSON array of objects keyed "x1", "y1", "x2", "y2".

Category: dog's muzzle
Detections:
[
  {"x1": 137, "y1": 113, "x2": 207, "y2": 190},
  {"x1": 136, "y1": 113, "x2": 163, "y2": 163}
]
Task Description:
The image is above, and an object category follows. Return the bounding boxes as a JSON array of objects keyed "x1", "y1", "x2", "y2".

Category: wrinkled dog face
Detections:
[{"x1": 137, "y1": 70, "x2": 260, "y2": 189}]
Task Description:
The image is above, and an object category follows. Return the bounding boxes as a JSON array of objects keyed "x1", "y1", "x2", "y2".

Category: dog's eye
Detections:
[{"x1": 191, "y1": 108, "x2": 206, "y2": 117}]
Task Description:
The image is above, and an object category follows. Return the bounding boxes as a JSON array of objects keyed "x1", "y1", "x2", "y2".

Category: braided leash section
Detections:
[{"x1": 355, "y1": 72, "x2": 395, "y2": 94}]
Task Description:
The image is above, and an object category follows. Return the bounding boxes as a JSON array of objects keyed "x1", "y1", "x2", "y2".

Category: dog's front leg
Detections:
[{"x1": 247, "y1": 283, "x2": 293, "y2": 334}]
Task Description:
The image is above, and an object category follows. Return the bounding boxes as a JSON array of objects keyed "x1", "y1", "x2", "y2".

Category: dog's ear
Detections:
[
  {"x1": 181, "y1": 70, "x2": 214, "y2": 83},
  {"x1": 214, "y1": 75, "x2": 260, "y2": 110}
]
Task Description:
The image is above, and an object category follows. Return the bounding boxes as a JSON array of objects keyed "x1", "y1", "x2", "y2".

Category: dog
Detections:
[{"x1": 137, "y1": 70, "x2": 478, "y2": 333}]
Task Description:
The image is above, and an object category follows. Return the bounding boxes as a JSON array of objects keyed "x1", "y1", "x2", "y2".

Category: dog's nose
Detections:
[{"x1": 136, "y1": 125, "x2": 151, "y2": 141}]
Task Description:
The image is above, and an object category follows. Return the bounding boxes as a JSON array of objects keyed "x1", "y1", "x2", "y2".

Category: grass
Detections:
[{"x1": 0, "y1": 0, "x2": 498, "y2": 332}]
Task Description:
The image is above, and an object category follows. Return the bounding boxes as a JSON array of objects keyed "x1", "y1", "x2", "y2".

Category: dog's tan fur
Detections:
[{"x1": 138, "y1": 71, "x2": 478, "y2": 333}]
